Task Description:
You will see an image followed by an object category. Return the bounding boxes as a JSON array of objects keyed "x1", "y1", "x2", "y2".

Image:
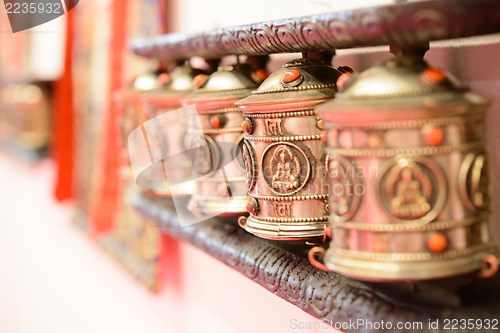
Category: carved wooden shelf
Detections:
[
  {"x1": 134, "y1": 194, "x2": 500, "y2": 333},
  {"x1": 130, "y1": 0, "x2": 500, "y2": 61}
]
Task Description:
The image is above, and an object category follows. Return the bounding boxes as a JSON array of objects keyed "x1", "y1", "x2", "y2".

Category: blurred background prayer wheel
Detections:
[
  {"x1": 236, "y1": 57, "x2": 345, "y2": 241},
  {"x1": 310, "y1": 47, "x2": 499, "y2": 281},
  {"x1": 182, "y1": 61, "x2": 264, "y2": 217},
  {"x1": 142, "y1": 63, "x2": 204, "y2": 197},
  {"x1": 117, "y1": 73, "x2": 161, "y2": 182}
]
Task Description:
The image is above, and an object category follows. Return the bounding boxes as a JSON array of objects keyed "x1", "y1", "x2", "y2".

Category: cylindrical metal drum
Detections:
[
  {"x1": 143, "y1": 64, "x2": 204, "y2": 197},
  {"x1": 313, "y1": 50, "x2": 498, "y2": 281},
  {"x1": 236, "y1": 57, "x2": 344, "y2": 241},
  {"x1": 117, "y1": 73, "x2": 160, "y2": 182},
  {"x1": 181, "y1": 63, "x2": 261, "y2": 217}
]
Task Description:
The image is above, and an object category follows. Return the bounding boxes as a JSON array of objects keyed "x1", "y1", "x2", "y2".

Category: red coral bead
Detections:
[
  {"x1": 423, "y1": 68, "x2": 445, "y2": 83},
  {"x1": 210, "y1": 115, "x2": 222, "y2": 128},
  {"x1": 282, "y1": 69, "x2": 301, "y2": 84},
  {"x1": 254, "y1": 69, "x2": 269, "y2": 82},
  {"x1": 320, "y1": 130, "x2": 327, "y2": 143},
  {"x1": 428, "y1": 233, "x2": 447, "y2": 253},
  {"x1": 246, "y1": 201, "x2": 252, "y2": 213},
  {"x1": 157, "y1": 73, "x2": 170, "y2": 85},
  {"x1": 336, "y1": 72, "x2": 352, "y2": 90},
  {"x1": 193, "y1": 74, "x2": 207, "y2": 88},
  {"x1": 424, "y1": 126, "x2": 444, "y2": 146},
  {"x1": 241, "y1": 118, "x2": 253, "y2": 134}
]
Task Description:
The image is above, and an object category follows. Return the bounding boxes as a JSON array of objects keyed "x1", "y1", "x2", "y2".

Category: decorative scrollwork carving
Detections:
[
  {"x1": 133, "y1": 194, "x2": 500, "y2": 327},
  {"x1": 130, "y1": 0, "x2": 500, "y2": 61}
]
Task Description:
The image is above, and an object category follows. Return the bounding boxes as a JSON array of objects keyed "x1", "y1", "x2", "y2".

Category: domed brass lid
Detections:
[
  {"x1": 316, "y1": 55, "x2": 490, "y2": 125},
  {"x1": 116, "y1": 73, "x2": 161, "y2": 104},
  {"x1": 147, "y1": 65, "x2": 204, "y2": 106},
  {"x1": 236, "y1": 58, "x2": 342, "y2": 113},
  {"x1": 181, "y1": 63, "x2": 259, "y2": 111}
]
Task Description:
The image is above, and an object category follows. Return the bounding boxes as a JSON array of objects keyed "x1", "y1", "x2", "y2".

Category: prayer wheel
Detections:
[
  {"x1": 236, "y1": 57, "x2": 344, "y2": 241},
  {"x1": 182, "y1": 63, "x2": 262, "y2": 217},
  {"x1": 310, "y1": 48, "x2": 498, "y2": 281}
]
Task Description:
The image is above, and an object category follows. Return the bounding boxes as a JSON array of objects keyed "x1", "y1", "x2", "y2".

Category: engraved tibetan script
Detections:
[
  {"x1": 272, "y1": 202, "x2": 292, "y2": 217},
  {"x1": 265, "y1": 119, "x2": 283, "y2": 136}
]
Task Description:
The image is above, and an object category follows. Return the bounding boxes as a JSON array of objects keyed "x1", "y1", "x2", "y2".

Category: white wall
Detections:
[
  {"x1": 0, "y1": 155, "x2": 335, "y2": 333},
  {"x1": 28, "y1": 16, "x2": 66, "y2": 81},
  {"x1": 170, "y1": 0, "x2": 428, "y2": 33}
]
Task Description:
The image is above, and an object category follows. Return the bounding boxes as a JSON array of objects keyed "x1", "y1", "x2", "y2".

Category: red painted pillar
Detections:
[
  {"x1": 52, "y1": 9, "x2": 74, "y2": 201},
  {"x1": 89, "y1": 0, "x2": 129, "y2": 234}
]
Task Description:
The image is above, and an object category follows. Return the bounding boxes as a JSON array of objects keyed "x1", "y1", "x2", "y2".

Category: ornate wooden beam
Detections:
[
  {"x1": 134, "y1": 194, "x2": 500, "y2": 333},
  {"x1": 130, "y1": 0, "x2": 500, "y2": 61}
]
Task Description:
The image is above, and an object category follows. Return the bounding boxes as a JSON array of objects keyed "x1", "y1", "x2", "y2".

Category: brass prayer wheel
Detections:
[
  {"x1": 236, "y1": 57, "x2": 344, "y2": 241},
  {"x1": 117, "y1": 73, "x2": 160, "y2": 182},
  {"x1": 181, "y1": 63, "x2": 261, "y2": 217},
  {"x1": 311, "y1": 49, "x2": 499, "y2": 281},
  {"x1": 143, "y1": 64, "x2": 204, "y2": 197}
]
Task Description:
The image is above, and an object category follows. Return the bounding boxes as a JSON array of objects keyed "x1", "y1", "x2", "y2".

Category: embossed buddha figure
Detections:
[
  {"x1": 272, "y1": 146, "x2": 300, "y2": 192},
  {"x1": 390, "y1": 166, "x2": 431, "y2": 219}
]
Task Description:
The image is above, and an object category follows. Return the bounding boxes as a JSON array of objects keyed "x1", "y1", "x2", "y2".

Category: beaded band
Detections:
[{"x1": 245, "y1": 134, "x2": 321, "y2": 142}]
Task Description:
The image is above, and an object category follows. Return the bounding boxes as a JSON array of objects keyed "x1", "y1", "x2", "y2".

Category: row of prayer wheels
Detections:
[{"x1": 118, "y1": 47, "x2": 498, "y2": 282}]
